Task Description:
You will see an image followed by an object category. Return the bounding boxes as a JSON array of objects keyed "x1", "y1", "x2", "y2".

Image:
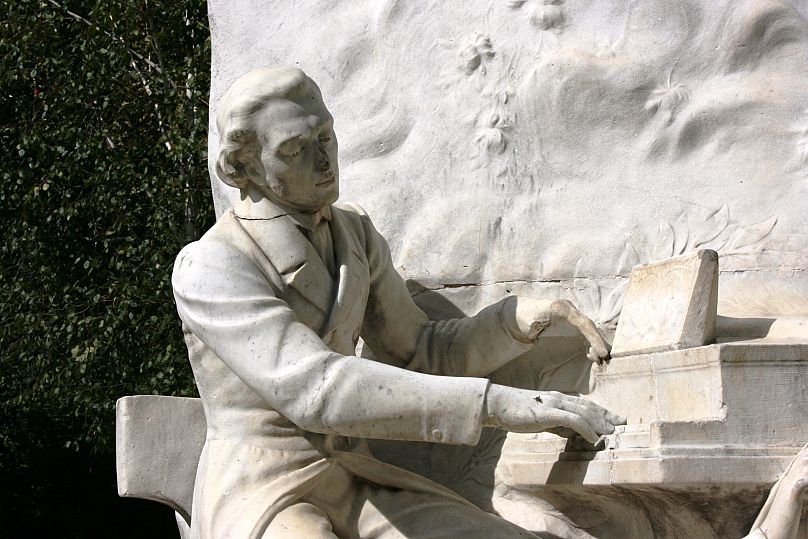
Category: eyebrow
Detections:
[
  {"x1": 279, "y1": 120, "x2": 333, "y2": 144},
  {"x1": 274, "y1": 112, "x2": 333, "y2": 143},
  {"x1": 277, "y1": 134, "x2": 307, "y2": 148}
]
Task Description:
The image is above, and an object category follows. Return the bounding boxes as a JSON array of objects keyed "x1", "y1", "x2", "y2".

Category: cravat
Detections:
[{"x1": 305, "y1": 221, "x2": 337, "y2": 277}]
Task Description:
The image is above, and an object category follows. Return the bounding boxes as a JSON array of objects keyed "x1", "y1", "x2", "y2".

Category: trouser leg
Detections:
[{"x1": 354, "y1": 484, "x2": 539, "y2": 539}]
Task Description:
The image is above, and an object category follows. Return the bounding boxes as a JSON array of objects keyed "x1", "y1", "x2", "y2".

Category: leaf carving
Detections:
[
  {"x1": 597, "y1": 280, "x2": 628, "y2": 327},
  {"x1": 693, "y1": 203, "x2": 730, "y2": 248},
  {"x1": 572, "y1": 257, "x2": 585, "y2": 278},
  {"x1": 652, "y1": 220, "x2": 675, "y2": 260},
  {"x1": 788, "y1": 110, "x2": 808, "y2": 173},
  {"x1": 616, "y1": 243, "x2": 639, "y2": 275},
  {"x1": 672, "y1": 211, "x2": 689, "y2": 255},
  {"x1": 726, "y1": 215, "x2": 777, "y2": 253}
]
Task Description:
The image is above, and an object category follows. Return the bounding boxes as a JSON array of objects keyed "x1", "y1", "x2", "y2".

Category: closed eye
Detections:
[
  {"x1": 278, "y1": 138, "x2": 304, "y2": 159},
  {"x1": 280, "y1": 148, "x2": 302, "y2": 159}
]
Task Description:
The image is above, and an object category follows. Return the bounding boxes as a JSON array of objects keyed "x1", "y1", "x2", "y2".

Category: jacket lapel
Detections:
[
  {"x1": 234, "y1": 199, "x2": 335, "y2": 317},
  {"x1": 320, "y1": 207, "x2": 370, "y2": 342}
]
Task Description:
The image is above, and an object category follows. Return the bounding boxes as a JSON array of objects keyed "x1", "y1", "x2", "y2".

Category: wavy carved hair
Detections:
[{"x1": 215, "y1": 66, "x2": 315, "y2": 188}]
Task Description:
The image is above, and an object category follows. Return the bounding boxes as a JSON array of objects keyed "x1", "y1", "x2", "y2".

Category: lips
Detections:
[{"x1": 316, "y1": 171, "x2": 336, "y2": 186}]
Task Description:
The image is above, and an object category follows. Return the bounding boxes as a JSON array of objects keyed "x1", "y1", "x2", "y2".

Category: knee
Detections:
[{"x1": 264, "y1": 502, "x2": 337, "y2": 538}]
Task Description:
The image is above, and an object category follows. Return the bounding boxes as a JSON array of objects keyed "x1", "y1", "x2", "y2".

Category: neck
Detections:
[{"x1": 238, "y1": 183, "x2": 325, "y2": 215}]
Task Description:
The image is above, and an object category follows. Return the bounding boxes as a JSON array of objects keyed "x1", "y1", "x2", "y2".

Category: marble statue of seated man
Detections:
[{"x1": 171, "y1": 65, "x2": 625, "y2": 539}]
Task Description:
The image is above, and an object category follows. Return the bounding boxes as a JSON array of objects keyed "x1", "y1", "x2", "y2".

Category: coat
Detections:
[{"x1": 171, "y1": 197, "x2": 535, "y2": 538}]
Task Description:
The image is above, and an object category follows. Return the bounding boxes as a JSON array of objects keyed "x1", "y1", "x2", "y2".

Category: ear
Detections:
[{"x1": 215, "y1": 130, "x2": 259, "y2": 189}]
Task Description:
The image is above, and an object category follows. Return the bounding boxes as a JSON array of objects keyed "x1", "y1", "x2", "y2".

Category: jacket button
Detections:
[{"x1": 431, "y1": 429, "x2": 444, "y2": 442}]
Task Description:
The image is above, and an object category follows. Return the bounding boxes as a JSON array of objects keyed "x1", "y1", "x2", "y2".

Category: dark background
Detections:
[{"x1": 1, "y1": 1, "x2": 214, "y2": 536}]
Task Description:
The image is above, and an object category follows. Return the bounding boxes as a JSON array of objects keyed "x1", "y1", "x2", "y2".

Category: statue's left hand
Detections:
[{"x1": 513, "y1": 298, "x2": 611, "y2": 364}]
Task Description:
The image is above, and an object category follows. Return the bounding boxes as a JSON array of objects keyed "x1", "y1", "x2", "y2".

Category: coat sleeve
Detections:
[
  {"x1": 172, "y1": 238, "x2": 489, "y2": 445},
  {"x1": 356, "y1": 211, "x2": 536, "y2": 377}
]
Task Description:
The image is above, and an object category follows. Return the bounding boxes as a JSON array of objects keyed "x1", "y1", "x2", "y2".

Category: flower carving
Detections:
[
  {"x1": 508, "y1": 0, "x2": 565, "y2": 32},
  {"x1": 474, "y1": 107, "x2": 511, "y2": 155},
  {"x1": 789, "y1": 109, "x2": 808, "y2": 174},
  {"x1": 530, "y1": 1, "x2": 564, "y2": 31},
  {"x1": 595, "y1": 39, "x2": 621, "y2": 59},
  {"x1": 456, "y1": 34, "x2": 495, "y2": 76},
  {"x1": 645, "y1": 70, "x2": 689, "y2": 124}
]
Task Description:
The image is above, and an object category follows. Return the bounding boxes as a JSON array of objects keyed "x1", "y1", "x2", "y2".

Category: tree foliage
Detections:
[{"x1": 0, "y1": 0, "x2": 212, "y2": 533}]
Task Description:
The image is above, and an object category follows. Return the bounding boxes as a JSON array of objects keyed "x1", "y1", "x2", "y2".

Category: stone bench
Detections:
[{"x1": 115, "y1": 395, "x2": 206, "y2": 538}]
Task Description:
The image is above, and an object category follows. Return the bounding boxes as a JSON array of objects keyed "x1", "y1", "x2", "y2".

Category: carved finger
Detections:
[
  {"x1": 582, "y1": 326, "x2": 611, "y2": 357},
  {"x1": 574, "y1": 408, "x2": 617, "y2": 435},
  {"x1": 559, "y1": 412, "x2": 600, "y2": 444},
  {"x1": 607, "y1": 411, "x2": 628, "y2": 426},
  {"x1": 545, "y1": 426, "x2": 579, "y2": 439},
  {"x1": 564, "y1": 308, "x2": 609, "y2": 355},
  {"x1": 545, "y1": 393, "x2": 625, "y2": 426},
  {"x1": 590, "y1": 407, "x2": 626, "y2": 428},
  {"x1": 567, "y1": 399, "x2": 627, "y2": 430},
  {"x1": 547, "y1": 397, "x2": 590, "y2": 419},
  {"x1": 581, "y1": 399, "x2": 626, "y2": 426},
  {"x1": 594, "y1": 418, "x2": 616, "y2": 435}
]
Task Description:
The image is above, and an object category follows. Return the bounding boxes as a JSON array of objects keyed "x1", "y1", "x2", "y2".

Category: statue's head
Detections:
[{"x1": 215, "y1": 66, "x2": 338, "y2": 211}]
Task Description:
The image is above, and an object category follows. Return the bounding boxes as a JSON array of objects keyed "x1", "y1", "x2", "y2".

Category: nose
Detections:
[{"x1": 314, "y1": 142, "x2": 330, "y2": 172}]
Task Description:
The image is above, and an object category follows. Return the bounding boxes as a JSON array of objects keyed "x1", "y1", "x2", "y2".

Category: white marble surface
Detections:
[
  {"x1": 117, "y1": 335, "x2": 808, "y2": 538},
  {"x1": 115, "y1": 395, "x2": 205, "y2": 523},
  {"x1": 207, "y1": 0, "x2": 808, "y2": 324},
  {"x1": 612, "y1": 249, "x2": 718, "y2": 356},
  {"x1": 168, "y1": 66, "x2": 624, "y2": 538},
  {"x1": 494, "y1": 339, "x2": 808, "y2": 538},
  {"x1": 147, "y1": 1, "x2": 808, "y2": 536}
]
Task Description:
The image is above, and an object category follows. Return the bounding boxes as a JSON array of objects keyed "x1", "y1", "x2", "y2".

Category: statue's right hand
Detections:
[{"x1": 482, "y1": 384, "x2": 626, "y2": 444}]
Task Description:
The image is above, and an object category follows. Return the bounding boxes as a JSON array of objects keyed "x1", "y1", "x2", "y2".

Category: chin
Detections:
[{"x1": 319, "y1": 184, "x2": 339, "y2": 206}]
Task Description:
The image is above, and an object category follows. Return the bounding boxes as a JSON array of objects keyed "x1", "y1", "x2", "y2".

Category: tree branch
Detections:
[
  {"x1": 45, "y1": 0, "x2": 164, "y2": 75},
  {"x1": 142, "y1": 0, "x2": 176, "y2": 92}
]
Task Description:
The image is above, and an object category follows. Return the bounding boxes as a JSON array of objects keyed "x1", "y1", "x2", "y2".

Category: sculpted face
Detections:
[{"x1": 253, "y1": 84, "x2": 339, "y2": 211}]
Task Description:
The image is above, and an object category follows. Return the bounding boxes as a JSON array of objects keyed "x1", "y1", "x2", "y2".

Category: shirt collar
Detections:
[{"x1": 289, "y1": 204, "x2": 331, "y2": 232}]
